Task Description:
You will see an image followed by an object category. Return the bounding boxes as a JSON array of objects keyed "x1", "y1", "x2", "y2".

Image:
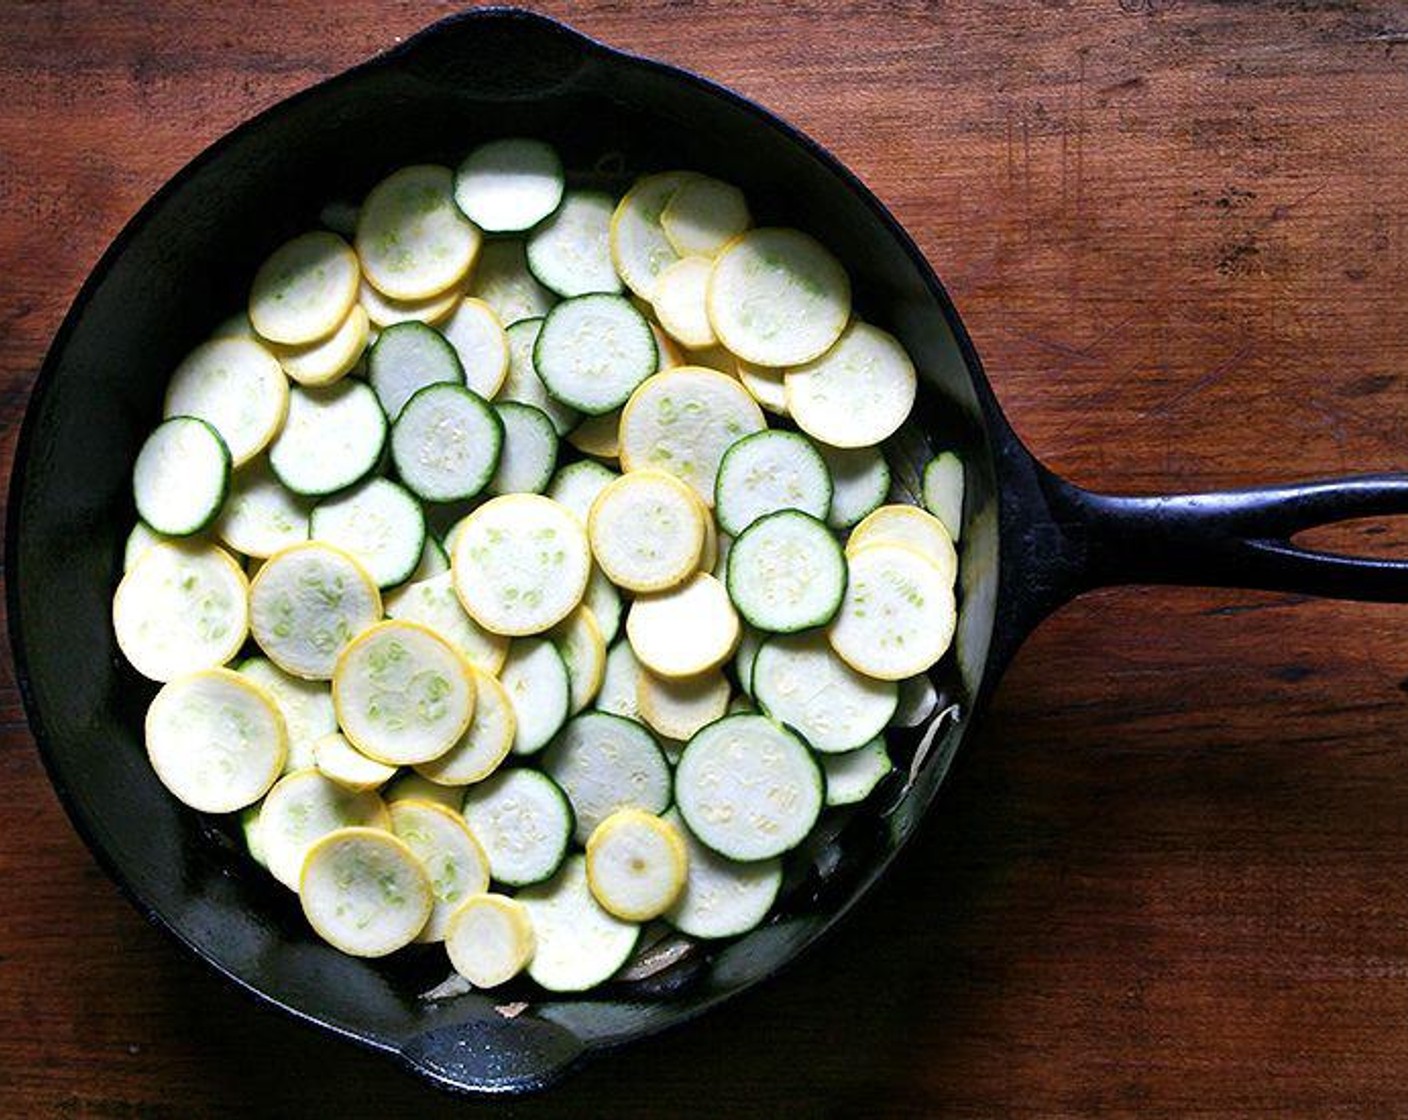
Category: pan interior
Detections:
[{"x1": 9, "y1": 15, "x2": 1001, "y2": 1081}]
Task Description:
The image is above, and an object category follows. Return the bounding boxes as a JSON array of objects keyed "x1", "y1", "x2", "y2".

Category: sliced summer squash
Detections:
[
  {"x1": 660, "y1": 176, "x2": 751, "y2": 258},
  {"x1": 626, "y1": 572, "x2": 739, "y2": 678},
  {"x1": 526, "y1": 189, "x2": 621, "y2": 297},
  {"x1": 818, "y1": 443, "x2": 891, "y2": 530},
  {"x1": 123, "y1": 521, "x2": 173, "y2": 572},
  {"x1": 132, "y1": 417, "x2": 231, "y2": 537},
  {"x1": 310, "y1": 477, "x2": 426, "y2": 589},
  {"x1": 332, "y1": 620, "x2": 476, "y2": 765},
  {"x1": 585, "y1": 808, "x2": 688, "y2": 922},
  {"x1": 258, "y1": 768, "x2": 390, "y2": 890},
  {"x1": 587, "y1": 468, "x2": 706, "y2": 593},
  {"x1": 785, "y1": 321, "x2": 917, "y2": 449},
  {"x1": 595, "y1": 640, "x2": 644, "y2": 720},
  {"x1": 618, "y1": 367, "x2": 766, "y2": 506},
  {"x1": 541, "y1": 711, "x2": 671, "y2": 845},
  {"x1": 820, "y1": 738, "x2": 893, "y2": 807},
  {"x1": 735, "y1": 359, "x2": 789, "y2": 416},
  {"x1": 384, "y1": 771, "x2": 465, "y2": 810},
  {"x1": 445, "y1": 893, "x2": 536, "y2": 987},
  {"x1": 450, "y1": 494, "x2": 591, "y2": 637},
  {"x1": 383, "y1": 571, "x2": 509, "y2": 675},
  {"x1": 636, "y1": 666, "x2": 731, "y2": 742},
  {"x1": 357, "y1": 164, "x2": 482, "y2": 301},
  {"x1": 846, "y1": 503, "x2": 958, "y2": 587},
  {"x1": 497, "y1": 637, "x2": 572, "y2": 756},
  {"x1": 114, "y1": 542, "x2": 248, "y2": 682},
  {"x1": 238, "y1": 656, "x2": 337, "y2": 772},
  {"x1": 500, "y1": 317, "x2": 579, "y2": 435},
  {"x1": 453, "y1": 138, "x2": 564, "y2": 233},
  {"x1": 583, "y1": 565, "x2": 623, "y2": 645},
  {"x1": 468, "y1": 239, "x2": 556, "y2": 327},
  {"x1": 314, "y1": 730, "x2": 397, "y2": 791},
  {"x1": 752, "y1": 631, "x2": 898, "y2": 753},
  {"x1": 248, "y1": 542, "x2": 382, "y2": 680},
  {"x1": 438, "y1": 297, "x2": 510, "y2": 399},
  {"x1": 461, "y1": 768, "x2": 574, "y2": 887},
  {"x1": 675, "y1": 714, "x2": 823, "y2": 861},
  {"x1": 388, "y1": 798, "x2": 491, "y2": 942},
  {"x1": 299, "y1": 826, "x2": 433, "y2": 956},
  {"x1": 828, "y1": 543, "x2": 958, "y2": 680},
  {"x1": 271, "y1": 303, "x2": 370, "y2": 387},
  {"x1": 653, "y1": 256, "x2": 718, "y2": 350},
  {"x1": 546, "y1": 459, "x2": 619, "y2": 525},
  {"x1": 267, "y1": 380, "x2": 387, "y2": 497},
  {"x1": 550, "y1": 606, "x2": 607, "y2": 714},
  {"x1": 518, "y1": 855, "x2": 640, "y2": 992},
  {"x1": 144, "y1": 668, "x2": 286, "y2": 813},
  {"x1": 249, "y1": 230, "x2": 361, "y2": 346},
  {"x1": 415, "y1": 667, "x2": 516, "y2": 786},
  {"x1": 565, "y1": 408, "x2": 622, "y2": 460},
  {"x1": 610, "y1": 171, "x2": 695, "y2": 301},
  {"x1": 164, "y1": 337, "x2": 290, "y2": 465},
  {"x1": 360, "y1": 278, "x2": 460, "y2": 329},
  {"x1": 707, "y1": 227, "x2": 850, "y2": 367}
]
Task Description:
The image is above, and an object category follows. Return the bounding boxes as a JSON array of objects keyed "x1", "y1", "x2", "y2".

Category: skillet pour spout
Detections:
[{"x1": 11, "y1": 4, "x2": 1408, "y2": 1098}]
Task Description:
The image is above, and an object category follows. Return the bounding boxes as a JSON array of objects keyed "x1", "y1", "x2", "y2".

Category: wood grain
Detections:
[{"x1": 4, "y1": 1, "x2": 1408, "y2": 1115}]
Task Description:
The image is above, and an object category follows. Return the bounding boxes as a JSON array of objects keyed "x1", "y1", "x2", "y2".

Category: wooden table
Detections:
[{"x1": 4, "y1": 2, "x2": 1408, "y2": 1114}]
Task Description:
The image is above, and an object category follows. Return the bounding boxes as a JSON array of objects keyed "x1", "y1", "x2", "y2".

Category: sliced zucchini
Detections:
[
  {"x1": 587, "y1": 468, "x2": 706, "y2": 593},
  {"x1": 818, "y1": 443, "x2": 890, "y2": 530},
  {"x1": 212, "y1": 310, "x2": 257, "y2": 341},
  {"x1": 240, "y1": 803, "x2": 268, "y2": 867},
  {"x1": 595, "y1": 640, "x2": 643, "y2": 720},
  {"x1": 164, "y1": 337, "x2": 290, "y2": 465},
  {"x1": 238, "y1": 655, "x2": 338, "y2": 771},
  {"x1": 367, "y1": 320, "x2": 466, "y2": 421},
  {"x1": 415, "y1": 667, "x2": 516, "y2": 786},
  {"x1": 550, "y1": 606, "x2": 606, "y2": 714},
  {"x1": 541, "y1": 711, "x2": 671, "y2": 844},
  {"x1": 922, "y1": 451, "x2": 965, "y2": 543},
  {"x1": 526, "y1": 189, "x2": 621, "y2": 297},
  {"x1": 445, "y1": 893, "x2": 536, "y2": 988},
  {"x1": 821, "y1": 738, "x2": 893, "y2": 807},
  {"x1": 123, "y1": 521, "x2": 174, "y2": 572},
  {"x1": 249, "y1": 230, "x2": 361, "y2": 346},
  {"x1": 332, "y1": 620, "x2": 476, "y2": 765},
  {"x1": 248, "y1": 542, "x2": 383, "y2": 680},
  {"x1": 501, "y1": 317, "x2": 579, "y2": 435},
  {"x1": 726, "y1": 510, "x2": 846, "y2": 633},
  {"x1": 267, "y1": 380, "x2": 387, "y2": 497},
  {"x1": 534, "y1": 294, "x2": 657, "y2": 415},
  {"x1": 675, "y1": 714, "x2": 823, "y2": 861},
  {"x1": 585, "y1": 809, "x2": 687, "y2": 921},
  {"x1": 468, "y1": 239, "x2": 556, "y2": 327},
  {"x1": 113, "y1": 542, "x2": 248, "y2": 682},
  {"x1": 846, "y1": 503, "x2": 958, "y2": 587},
  {"x1": 271, "y1": 303, "x2": 370, "y2": 388},
  {"x1": 299, "y1": 826, "x2": 433, "y2": 956},
  {"x1": 714, "y1": 429, "x2": 832, "y2": 537},
  {"x1": 518, "y1": 855, "x2": 640, "y2": 992},
  {"x1": 785, "y1": 321, "x2": 917, "y2": 448},
  {"x1": 319, "y1": 198, "x2": 360, "y2": 239},
  {"x1": 610, "y1": 171, "x2": 694, "y2": 301},
  {"x1": 360, "y1": 278, "x2": 460, "y2": 329},
  {"x1": 733, "y1": 625, "x2": 764, "y2": 696},
  {"x1": 498, "y1": 637, "x2": 572, "y2": 756},
  {"x1": 583, "y1": 564, "x2": 622, "y2": 645},
  {"x1": 390, "y1": 383, "x2": 502, "y2": 503},
  {"x1": 450, "y1": 494, "x2": 591, "y2": 637},
  {"x1": 461, "y1": 768, "x2": 573, "y2": 887},
  {"x1": 565, "y1": 408, "x2": 621, "y2": 460},
  {"x1": 438, "y1": 297, "x2": 510, "y2": 399},
  {"x1": 216, "y1": 458, "x2": 309, "y2": 558},
  {"x1": 662, "y1": 808, "x2": 781, "y2": 939},
  {"x1": 144, "y1": 668, "x2": 286, "y2": 813},
  {"x1": 383, "y1": 571, "x2": 509, "y2": 675},
  {"x1": 636, "y1": 666, "x2": 730, "y2": 742},
  {"x1": 735, "y1": 359, "x2": 789, "y2": 416},
  {"x1": 892, "y1": 673, "x2": 940, "y2": 729},
  {"x1": 660, "y1": 175, "x2": 751, "y2": 258},
  {"x1": 708, "y1": 227, "x2": 850, "y2": 367},
  {"x1": 752, "y1": 631, "x2": 898, "y2": 753},
  {"x1": 357, "y1": 164, "x2": 482, "y2": 301},
  {"x1": 259, "y1": 768, "x2": 390, "y2": 890},
  {"x1": 133, "y1": 416, "x2": 231, "y2": 537},
  {"x1": 314, "y1": 730, "x2": 397, "y2": 791},
  {"x1": 453, "y1": 138, "x2": 564, "y2": 233},
  {"x1": 310, "y1": 477, "x2": 425, "y2": 589},
  {"x1": 828, "y1": 543, "x2": 958, "y2": 681},
  {"x1": 487, "y1": 401, "x2": 558, "y2": 496},
  {"x1": 652, "y1": 256, "x2": 717, "y2": 350},
  {"x1": 410, "y1": 535, "x2": 451, "y2": 581},
  {"x1": 388, "y1": 798, "x2": 491, "y2": 942},
  {"x1": 626, "y1": 572, "x2": 739, "y2": 679},
  {"x1": 618, "y1": 367, "x2": 766, "y2": 506},
  {"x1": 545, "y1": 459, "x2": 619, "y2": 526}
]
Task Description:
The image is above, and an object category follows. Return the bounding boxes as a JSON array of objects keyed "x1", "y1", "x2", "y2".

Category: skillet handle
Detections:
[{"x1": 1040, "y1": 467, "x2": 1408, "y2": 601}]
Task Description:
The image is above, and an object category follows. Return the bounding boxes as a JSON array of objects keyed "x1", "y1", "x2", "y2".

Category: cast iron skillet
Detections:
[{"x1": 11, "y1": 7, "x2": 1408, "y2": 1095}]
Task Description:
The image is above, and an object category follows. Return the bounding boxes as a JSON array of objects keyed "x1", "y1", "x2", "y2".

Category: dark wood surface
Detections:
[{"x1": 4, "y1": 2, "x2": 1408, "y2": 1115}]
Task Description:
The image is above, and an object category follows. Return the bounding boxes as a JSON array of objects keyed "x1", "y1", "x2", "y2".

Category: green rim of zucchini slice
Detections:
[
  {"x1": 713, "y1": 429, "x2": 833, "y2": 537},
  {"x1": 751, "y1": 630, "x2": 897, "y2": 753},
  {"x1": 517, "y1": 855, "x2": 640, "y2": 992},
  {"x1": 542, "y1": 711, "x2": 671, "y2": 845},
  {"x1": 526, "y1": 189, "x2": 622, "y2": 297},
  {"x1": 390, "y1": 382, "x2": 502, "y2": 503},
  {"x1": 453, "y1": 138, "x2": 565, "y2": 233},
  {"x1": 163, "y1": 337, "x2": 290, "y2": 466},
  {"x1": 133, "y1": 416, "x2": 231, "y2": 537},
  {"x1": 461, "y1": 768, "x2": 574, "y2": 887},
  {"x1": 310, "y1": 477, "x2": 426, "y2": 589},
  {"x1": 267, "y1": 380, "x2": 388, "y2": 498},
  {"x1": 534, "y1": 293, "x2": 657, "y2": 415},
  {"x1": 367, "y1": 320, "x2": 466, "y2": 421},
  {"x1": 726, "y1": 510, "x2": 847, "y2": 634}
]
